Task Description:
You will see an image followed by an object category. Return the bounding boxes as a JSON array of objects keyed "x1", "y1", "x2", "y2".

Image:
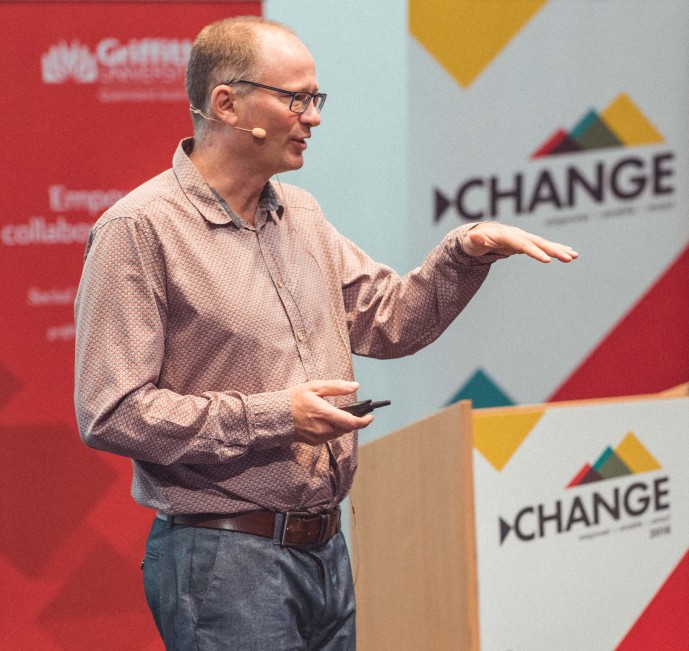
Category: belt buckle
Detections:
[{"x1": 279, "y1": 511, "x2": 331, "y2": 547}]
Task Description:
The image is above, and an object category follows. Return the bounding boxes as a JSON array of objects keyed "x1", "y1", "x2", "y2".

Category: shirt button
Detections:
[
  {"x1": 276, "y1": 281, "x2": 284, "y2": 289},
  {"x1": 297, "y1": 331, "x2": 305, "y2": 342}
]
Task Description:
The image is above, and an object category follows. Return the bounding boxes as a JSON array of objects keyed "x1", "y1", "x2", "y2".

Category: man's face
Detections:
[{"x1": 235, "y1": 31, "x2": 321, "y2": 177}]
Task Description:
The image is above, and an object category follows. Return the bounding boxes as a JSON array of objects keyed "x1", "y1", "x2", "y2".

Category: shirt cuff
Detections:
[{"x1": 245, "y1": 389, "x2": 294, "y2": 450}]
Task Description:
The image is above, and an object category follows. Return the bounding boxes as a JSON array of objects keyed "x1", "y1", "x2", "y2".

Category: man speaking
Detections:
[{"x1": 74, "y1": 15, "x2": 577, "y2": 650}]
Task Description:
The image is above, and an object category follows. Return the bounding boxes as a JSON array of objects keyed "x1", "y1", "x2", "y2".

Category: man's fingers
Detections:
[
  {"x1": 326, "y1": 408, "x2": 374, "y2": 433},
  {"x1": 519, "y1": 238, "x2": 552, "y2": 263},
  {"x1": 532, "y1": 237, "x2": 579, "y2": 263}
]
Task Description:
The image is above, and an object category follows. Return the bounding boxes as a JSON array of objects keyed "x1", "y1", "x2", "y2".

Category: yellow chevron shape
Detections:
[
  {"x1": 616, "y1": 431, "x2": 661, "y2": 473},
  {"x1": 409, "y1": 0, "x2": 548, "y2": 88},
  {"x1": 473, "y1": 408, "x2": 544, "y2": 471},
  {"x1": 601, "y1": 93, "x2": 664, "y2": 146}
]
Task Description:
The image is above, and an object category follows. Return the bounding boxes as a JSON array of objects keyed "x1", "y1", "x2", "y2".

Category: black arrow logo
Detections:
[
  {"x1": 434, "y1": 188, "x2": 452, "y2": 223},
  {"x1": 499, "y1": 517, "x2": 512, "y2": 545}
]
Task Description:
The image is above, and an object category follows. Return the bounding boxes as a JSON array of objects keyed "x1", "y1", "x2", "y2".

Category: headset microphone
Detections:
[
  {"x1": 190, "y1": 105, "x2": 266, "y2": 139},
  {"x1": 233, "y1": 126, "x2": 267, "y2": 139}
]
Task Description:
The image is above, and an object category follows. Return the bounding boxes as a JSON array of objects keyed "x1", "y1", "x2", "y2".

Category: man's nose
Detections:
[{"x1": 300, "y1": 100, "x2": 321, "y2": 127}]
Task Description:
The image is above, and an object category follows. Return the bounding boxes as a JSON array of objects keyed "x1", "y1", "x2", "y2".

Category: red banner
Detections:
[{"x1": 0, "y1": 3, "x2": 260, "y2": 648}]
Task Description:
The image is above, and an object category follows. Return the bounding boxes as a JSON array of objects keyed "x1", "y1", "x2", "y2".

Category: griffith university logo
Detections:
[
  {"x1": 41, "y1": 40, "x2": 98, "y2": 84},
  {"x1": 434, "y1": 93, "x2": 675, "y2": 224},
  {"x1": 41, "y1": 37, "x2": 192, "y2": 102},
  {"x1": 499, "y1": 432, "x2": 669, "y2": 545}
]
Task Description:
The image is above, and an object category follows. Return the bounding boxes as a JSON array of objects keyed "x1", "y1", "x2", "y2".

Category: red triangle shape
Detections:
[
  {"x1": 616, "y1": 548, "x2": 689, "y2": 649},
  {"x1": 550, "y1": 243, "x2": 689, "y2": 401}
]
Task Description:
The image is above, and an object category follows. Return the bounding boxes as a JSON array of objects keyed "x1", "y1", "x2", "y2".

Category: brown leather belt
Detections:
[{"x1": 158, "y1": 508, "x2": 341, "y2": 548}]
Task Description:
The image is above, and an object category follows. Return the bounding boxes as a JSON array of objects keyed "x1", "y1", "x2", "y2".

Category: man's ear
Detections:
[{"x1": 209, "y1": 84, "x2": 239, "y2": 126}]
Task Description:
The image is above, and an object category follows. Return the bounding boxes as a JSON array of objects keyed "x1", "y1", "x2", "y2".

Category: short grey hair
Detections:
[{"x1": 185, "y1": 16, "x2": 296, "y2": 132}]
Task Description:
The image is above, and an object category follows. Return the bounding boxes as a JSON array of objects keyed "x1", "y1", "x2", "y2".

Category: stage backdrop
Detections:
[
  {"x1": 269, "y1": 0, "x2": 689, "y2": 440},
  {"x1": 0, "y1": 3, "x2": 260, "y2": 649},
  {"x1": 406, "y1": 0, "x2": 689, "y2": 417}
]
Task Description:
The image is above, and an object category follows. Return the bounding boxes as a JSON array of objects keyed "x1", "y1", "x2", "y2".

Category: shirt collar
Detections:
[{"x1": 173, "y1": 138, "x2": 285, "y2": 228}]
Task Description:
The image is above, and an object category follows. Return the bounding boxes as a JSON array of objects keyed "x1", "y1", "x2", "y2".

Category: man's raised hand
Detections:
[{"x1": 463, "y1": 222, "x2": 579, "y2": 263}]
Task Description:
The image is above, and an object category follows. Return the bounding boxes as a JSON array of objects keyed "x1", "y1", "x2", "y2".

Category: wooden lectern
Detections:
[
  {"x1": 350, "y1": 401, "x2": 478, "y2": 650},
  {"x1": 352, "y1": 385, "x2": 689, "y2": 650}
]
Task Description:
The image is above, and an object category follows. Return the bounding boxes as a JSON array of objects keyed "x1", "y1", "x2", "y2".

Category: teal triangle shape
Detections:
[
  {"x1": 571, "y1": 109, "x2": 622, "y2": 151},
  {"x1": 571, "y1": 109, "x2": 599, "y2": 140},
  {"x1": 446, "y1": 368, "x2": 515, "y2": 409}
]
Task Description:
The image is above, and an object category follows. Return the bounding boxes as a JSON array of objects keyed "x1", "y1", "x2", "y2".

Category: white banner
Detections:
[{"x1": 473, "y1": 397, "x2": 689, "y2": 648}]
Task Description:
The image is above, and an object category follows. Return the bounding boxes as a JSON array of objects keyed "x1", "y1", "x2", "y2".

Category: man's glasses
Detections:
[{"x1": 223, "y1": 80, "x2": 327, "y2": 114}]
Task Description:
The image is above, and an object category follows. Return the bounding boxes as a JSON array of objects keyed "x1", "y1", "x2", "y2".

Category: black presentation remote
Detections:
[{"x1": 340, "y1": 399, "x2": 391, "y2": 417}]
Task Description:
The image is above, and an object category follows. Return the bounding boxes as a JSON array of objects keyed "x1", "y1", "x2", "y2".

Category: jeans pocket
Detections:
[{"x1": 188, "y1": 527, "x2": 222, "y2": 626}]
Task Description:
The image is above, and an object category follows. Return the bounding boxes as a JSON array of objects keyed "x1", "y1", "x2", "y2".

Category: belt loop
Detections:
[
  {"x1": 168, "y1": 515, "x2": 175, "y2": 529},
  {"x1": 313, "y1": 513, "x2": 325, "y2": 546}
]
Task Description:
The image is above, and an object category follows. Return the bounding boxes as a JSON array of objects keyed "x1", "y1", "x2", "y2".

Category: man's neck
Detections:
[{"x1": 189, "y1": 135, "x2": 268, "y2": 226}]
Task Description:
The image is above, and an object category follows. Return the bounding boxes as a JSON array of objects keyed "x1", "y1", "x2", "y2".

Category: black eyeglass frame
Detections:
[{"x1": 221, "y1": 79, "x2": 327, "y2": 114}]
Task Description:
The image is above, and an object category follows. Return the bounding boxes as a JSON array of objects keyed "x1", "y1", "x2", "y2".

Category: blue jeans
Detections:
[{"x1": 143, "y1": 516, "x2": 356, "y2": 650}]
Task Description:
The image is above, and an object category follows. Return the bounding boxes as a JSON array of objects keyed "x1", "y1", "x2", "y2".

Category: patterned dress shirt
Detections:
[{"x1": 74, "y1": 138, "x2": 496, "y2": 515}]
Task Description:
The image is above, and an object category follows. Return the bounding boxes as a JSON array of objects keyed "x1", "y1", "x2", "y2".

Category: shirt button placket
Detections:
[{"x1": 260, "y1": 225, "x2": 316, "y2": 377}]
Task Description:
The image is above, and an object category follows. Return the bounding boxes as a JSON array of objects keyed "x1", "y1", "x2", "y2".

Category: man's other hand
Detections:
[
  {"x1": 463, "y1": 222, "x2": 579, "y2": 263},
  {"x1": 289, "y1": 380, "x2": 373, "y2": 446}
]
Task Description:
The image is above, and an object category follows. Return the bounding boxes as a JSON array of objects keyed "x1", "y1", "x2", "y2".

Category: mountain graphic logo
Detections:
[
  {"x1": 532, "y1": 93, "x2": 664, "y2": 159},
  {"x1": 567, "y1": 432, "x2": 661, "y2": 488}
]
